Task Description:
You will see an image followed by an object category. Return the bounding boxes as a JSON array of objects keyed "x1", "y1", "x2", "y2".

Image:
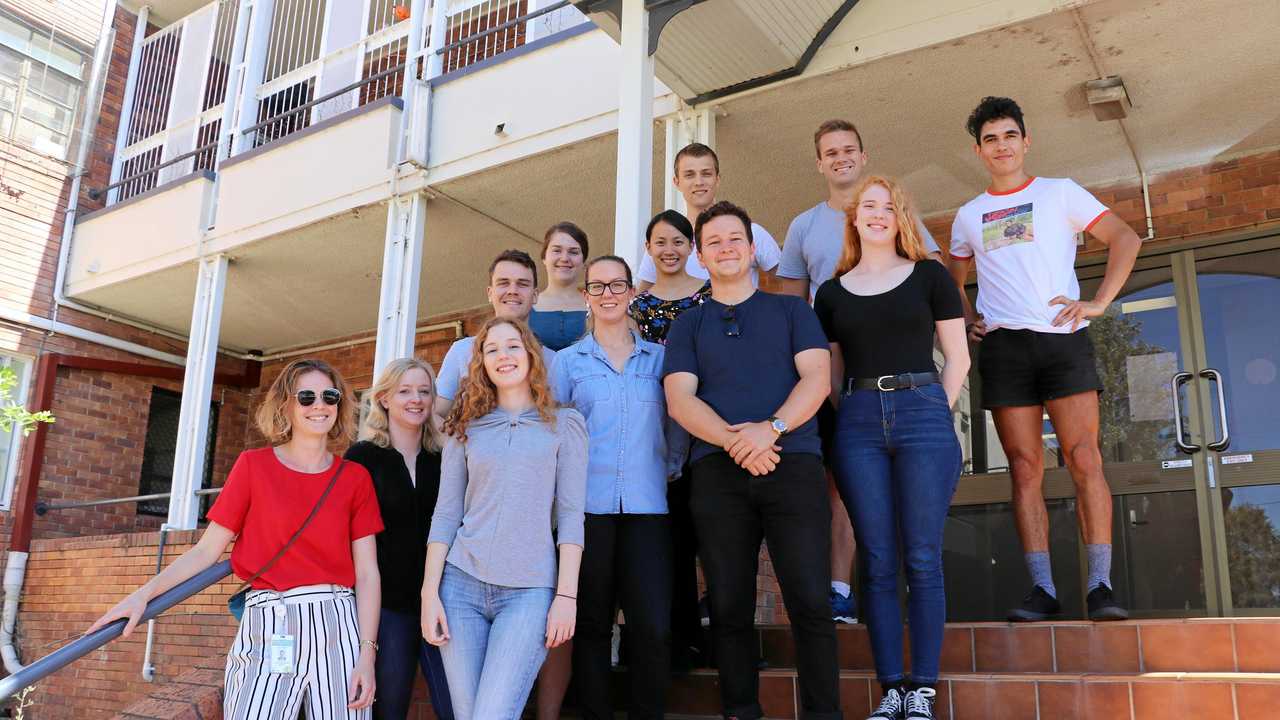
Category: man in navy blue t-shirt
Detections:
[{"x1": 662, "y1": 201, "x2": 840, "y2": 720}]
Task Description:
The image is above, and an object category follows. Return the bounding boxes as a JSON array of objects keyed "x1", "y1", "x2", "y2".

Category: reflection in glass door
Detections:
[{"x1": 1193, "y1": 246, "x2": 1280, "y2": 613}]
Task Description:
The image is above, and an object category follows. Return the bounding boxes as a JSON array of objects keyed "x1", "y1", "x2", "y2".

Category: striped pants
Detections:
[{"x1": 224, "y1": 585, "x2": 371, "y2": 720}]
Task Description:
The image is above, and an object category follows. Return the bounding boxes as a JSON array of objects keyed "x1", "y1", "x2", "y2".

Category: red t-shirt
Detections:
[{"x1": 208, "y1": 447, "x2": 384, "y2": 591}]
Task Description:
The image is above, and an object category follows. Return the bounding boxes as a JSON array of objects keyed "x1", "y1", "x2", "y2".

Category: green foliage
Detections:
[{"x1": 0, "y1": 366, "x2": 53, "y2": 435}]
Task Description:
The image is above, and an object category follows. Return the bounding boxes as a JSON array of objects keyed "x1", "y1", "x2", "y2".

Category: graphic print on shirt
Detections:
[{"x1": 981, "y1": 203, "x2": 1034, "y2": 251}]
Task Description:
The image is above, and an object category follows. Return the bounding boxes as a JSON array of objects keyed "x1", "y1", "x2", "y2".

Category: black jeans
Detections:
[
  {"x1": 373, "y1": 607, "x2": 454, "y2": 720},
  {"x1": 690, "y1": 452, "x2": 841, "y2": 720},
  {"x1": 573, "y1": 513, "x2": 672, "y2": 719},
  {"x1": 667, "y1": 471, "x2": 703, "y2": 658}
]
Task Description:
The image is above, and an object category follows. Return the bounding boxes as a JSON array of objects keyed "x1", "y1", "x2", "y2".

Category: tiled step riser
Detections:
[
  {"x1": 625, "y1": 672, "x2": 1280, "y2": 720},
  {"x1": 756, "y1": 620, "x2": 1280, "y2": 675}
]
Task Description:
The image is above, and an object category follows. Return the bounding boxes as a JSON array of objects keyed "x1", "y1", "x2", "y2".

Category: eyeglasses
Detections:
[
  {"x1": 295, "y1": 388, "x2": 342, "y2": 406},
  {"x1": 722, "y1": 305, "x2": 740, "y2": 338},
  {"x1": 584, "y1": 280, "x2": 632, "y2": 296}
]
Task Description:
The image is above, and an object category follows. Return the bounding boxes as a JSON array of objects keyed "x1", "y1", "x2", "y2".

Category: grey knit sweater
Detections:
[{"x1": 428, "y1": 406, "x2": 587, "y2": 589}]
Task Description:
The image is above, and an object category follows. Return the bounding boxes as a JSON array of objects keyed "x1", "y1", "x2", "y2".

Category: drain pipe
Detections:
[
  {"x1": 1072, "y1": 8, "x2": 1154, "y2": 241},
  {"x1": 1, "y1": 0, "x2": 124, "y2": 674}
]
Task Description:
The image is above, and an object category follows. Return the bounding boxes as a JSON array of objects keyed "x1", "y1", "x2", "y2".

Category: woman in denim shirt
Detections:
[{"x1": 550, "y1": 255, "x2": 686, "y2": 720}]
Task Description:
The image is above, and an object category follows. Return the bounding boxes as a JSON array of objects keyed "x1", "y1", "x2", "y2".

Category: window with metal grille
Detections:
[{"x1": 138, "y1": 387, "x2": 219, "y2": 517}]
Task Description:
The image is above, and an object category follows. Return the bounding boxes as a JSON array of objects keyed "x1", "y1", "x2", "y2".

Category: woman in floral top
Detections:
[{"x1": 629, "y1": 210, "x2": 712, "y2": 344}]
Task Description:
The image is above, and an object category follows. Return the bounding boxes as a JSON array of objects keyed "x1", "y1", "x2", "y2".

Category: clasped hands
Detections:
[{"x1": 722, "y1": 420, "x2": 781, "y2": 477}]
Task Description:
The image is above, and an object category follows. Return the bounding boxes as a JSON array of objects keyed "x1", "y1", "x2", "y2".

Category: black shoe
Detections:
[
  {"x1": 1087, "y1": 583, "x2": 1129, "y2": 621},
  {"x1": 866, "y1": 687, "x2": 905, "y2": 719},
  {"x1": 904, "y1": 687, "x2": 937, "y2": 720},
  {"x1": 1007, "y1": 585, "x2": 1062, "y2": 622}
]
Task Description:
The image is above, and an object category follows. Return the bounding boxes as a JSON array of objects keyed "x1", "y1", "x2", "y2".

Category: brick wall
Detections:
[{"x1": 14, "y1": 530, "x2": 241, "y2": 719}]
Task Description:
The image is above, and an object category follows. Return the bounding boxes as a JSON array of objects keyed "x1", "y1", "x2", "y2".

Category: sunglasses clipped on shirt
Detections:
[
  {"x1": 295, "y1": 388, "x2": 343, "y2": 406},
  {"x1": 722, "y1": 304, "x2": 741, "y2": 338}
]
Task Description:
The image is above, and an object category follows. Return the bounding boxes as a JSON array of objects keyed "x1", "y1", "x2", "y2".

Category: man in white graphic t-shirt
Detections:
[
  {"x1": 636, "y1": 143, "x2": 781, "y2": 291},
  {"x1": 948, "y1": 97, "x2": 1141, "y2": 624}
]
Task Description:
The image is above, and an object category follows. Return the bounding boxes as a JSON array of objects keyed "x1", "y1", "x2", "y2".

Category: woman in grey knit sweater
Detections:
[{"x1": 422, "y1": 317, "x2": 588, "y2": 720}]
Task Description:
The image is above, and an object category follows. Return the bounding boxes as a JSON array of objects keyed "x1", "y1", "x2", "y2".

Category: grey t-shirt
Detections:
[
  {"x1": 436, "y1": 335, "x2": 559, "y2": 401},
  {"x1": 778, "y1": 201, "x2": 941, "y2": 303}
]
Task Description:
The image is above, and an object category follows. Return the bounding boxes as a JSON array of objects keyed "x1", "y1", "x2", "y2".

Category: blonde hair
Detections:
[
  {"x1": 255, "y1": 358, "x2": 356, "y2": 445},
  {"x1": 360, "y1": 357, "x2": 443, "y2": 452},
  {"x1": 442, "y1": 318, "x2": 558, "y2": 441},
  {"x1": 835, "y1": 174, "x2": 930, "y2": 276}
]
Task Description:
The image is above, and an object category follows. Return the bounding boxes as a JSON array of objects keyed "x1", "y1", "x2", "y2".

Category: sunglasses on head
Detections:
[{"x1": 295, "y1": 388, "x2": 342, "y2": 406}]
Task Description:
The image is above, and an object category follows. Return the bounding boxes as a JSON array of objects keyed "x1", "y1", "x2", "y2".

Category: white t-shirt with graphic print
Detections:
[{"x1": 950, "y1": 176, "x2": 1109, "y2": 334}]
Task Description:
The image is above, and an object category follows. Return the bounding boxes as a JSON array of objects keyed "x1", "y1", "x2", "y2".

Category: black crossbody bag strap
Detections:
[{"x1": 231, "y1": 459, "x2": 348, "y2": 596}]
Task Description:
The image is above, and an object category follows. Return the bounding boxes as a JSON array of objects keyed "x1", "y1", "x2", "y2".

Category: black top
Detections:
[
  {"x1": 813, "y1": 261, "x2": 964, "y2": 382},
  {"x1": 629, "y1": 281, "x2": 713, "y2": 344},
  {"x1": 343, "y1": 440, "x2": 442, "y2": 613},
  {"x1": 662, "y1": 290, "x2": 829, "y2": 463}
]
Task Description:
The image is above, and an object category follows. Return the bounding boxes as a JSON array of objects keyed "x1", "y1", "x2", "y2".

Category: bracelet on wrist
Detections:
[
  {"x1": 556, "y1": 593, "x2": 576, "y2": 601},
  {"x1": 360, "y1": 639, "x2": 378, "y2": 652}
]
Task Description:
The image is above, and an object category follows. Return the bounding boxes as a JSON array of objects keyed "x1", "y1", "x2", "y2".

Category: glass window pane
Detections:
[
  {"x1": 28, "y1": 65, "x2": 77, "y2": 106},
  {"x1": 943, "y1": 499, "x2": 1083, "y2": 620},
  {"x1": 14, "y1": 117, "x2": 68, "y2": 158},
  {"x1": 0, "y1": 355, "x2": 30, "y2": 510},
  {"x1": 0, "y1": 45, "x2": 21, "y2": 79},
  {"x1": 1110, "y1": 490, "x2": 1206, "y2": 613},
  {"x1": 1221, "y1": 485, "x2": 1280, "y2": 609}
]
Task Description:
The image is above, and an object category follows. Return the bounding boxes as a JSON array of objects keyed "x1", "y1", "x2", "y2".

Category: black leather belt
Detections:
[{"x1": 846, "y1": 371, "x2": 941, "y2": 393}]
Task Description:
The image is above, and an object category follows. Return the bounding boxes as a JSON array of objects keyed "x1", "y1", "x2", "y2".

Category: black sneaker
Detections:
[
  {"x1": 904, "y1": 687, "x2": 937, "y2": 720},
  {"x1": 1007, "y1": 585, "x2": 1062, "y2": 622},
  {"x1": 1087, "y1": 583, "x2": 1129, "y2": 621},
  {"x1": 867, "y1": 687, "x2": 905, "y2": 719}
]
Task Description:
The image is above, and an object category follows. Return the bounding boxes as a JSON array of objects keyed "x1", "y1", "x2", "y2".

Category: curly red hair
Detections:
[{"x1": 442, "y1": 318, "x2": 558, "y2": 441}]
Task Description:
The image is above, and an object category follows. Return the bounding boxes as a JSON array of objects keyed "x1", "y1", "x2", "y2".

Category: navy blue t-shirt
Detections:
[{"x1": 661, "y1": 290, "x2": 829, "y2": 463}]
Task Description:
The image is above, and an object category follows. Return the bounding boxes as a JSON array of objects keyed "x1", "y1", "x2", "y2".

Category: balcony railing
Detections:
[{"x1": 107, "y1": 0, "x2": 588, "y2": 204}]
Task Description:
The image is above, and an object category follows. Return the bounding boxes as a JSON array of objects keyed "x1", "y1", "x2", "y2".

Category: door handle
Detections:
[
  {"x1": 1172, "y1": 371, "x2": 1199, "y2": 454},
  {"x1": 1199, "y1": 368, "x2": 1230, "y2": 452}
]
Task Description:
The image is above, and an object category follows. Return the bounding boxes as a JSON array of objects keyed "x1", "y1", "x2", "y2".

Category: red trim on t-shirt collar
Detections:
[{"x1": 986, "y1": 176, "x2": 1036, "y2": 196}]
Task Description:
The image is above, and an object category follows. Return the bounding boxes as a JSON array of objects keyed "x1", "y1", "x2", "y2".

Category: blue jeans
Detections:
[
  {"x1": 374, "y1": 608, "x2": 453, "y2": 720},
  {"x1": 831, "y1": 383, "x2": 961, "y2": 685},
  {"x1": 437, "y1": 563, "x2": 554, "y2": 720}
]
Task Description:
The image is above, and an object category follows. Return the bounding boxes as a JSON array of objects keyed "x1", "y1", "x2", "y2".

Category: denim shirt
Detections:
[{"x1": 551, "y1": 331, "x2": 688, "y2": 514}]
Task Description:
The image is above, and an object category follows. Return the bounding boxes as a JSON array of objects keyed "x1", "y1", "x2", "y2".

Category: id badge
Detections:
[{"x1": 268, "y1": 634, "x2": 296, "y2": 674}]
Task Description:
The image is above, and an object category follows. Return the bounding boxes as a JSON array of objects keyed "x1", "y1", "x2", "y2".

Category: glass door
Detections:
[{"x1": 1189, "y1": 242, "x2": 1280, "y2": 614}]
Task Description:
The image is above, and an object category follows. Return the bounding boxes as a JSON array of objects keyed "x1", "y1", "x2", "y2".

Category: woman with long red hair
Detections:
[{"x1": 813, "y1": 176, "x2": 969, "y2": 720}]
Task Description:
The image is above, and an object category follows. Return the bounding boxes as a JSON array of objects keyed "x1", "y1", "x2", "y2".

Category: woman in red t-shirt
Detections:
[{"x1": 89, "y1": 358, "x2": 385, "y2": 720}]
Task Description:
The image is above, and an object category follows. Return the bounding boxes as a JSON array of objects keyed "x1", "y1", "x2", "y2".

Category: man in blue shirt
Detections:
[{"x1": 663, "y1": 201, "x2": 840, "y2": 720}]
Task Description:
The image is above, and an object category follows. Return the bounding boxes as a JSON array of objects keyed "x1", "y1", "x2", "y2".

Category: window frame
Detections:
[
  {"x1": 0, "y1": 353, "x2": 34, "y2": 511},
  {"x1": 0, "y1": 9, "x2": 86, "y2": 160}
]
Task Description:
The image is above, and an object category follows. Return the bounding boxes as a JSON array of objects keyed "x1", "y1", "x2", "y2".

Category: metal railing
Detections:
[
  {"x1": 94, "y1": 0, "x2": 589, "y2": 204},
  {"x1": 0, "y1": 560, "x2": 233, "y2": 701},
  {"x1": 34, "y1": 487, "x2": 224, "y2": 516}
]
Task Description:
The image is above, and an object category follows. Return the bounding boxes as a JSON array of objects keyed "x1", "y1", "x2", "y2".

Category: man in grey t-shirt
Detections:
[{"x1": 434, "y1": 249, "x2": 557, "y2": 419}]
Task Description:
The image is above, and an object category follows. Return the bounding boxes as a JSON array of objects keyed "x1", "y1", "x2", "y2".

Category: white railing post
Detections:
[
  {"x1": 372, "y1": 193, "x2": 426, "y2": 377},
  {"x1": 167, "y1": 254, "x2": 229, "y2": 531},
  {"x1": 613, "y1": 0, "x2": 654, "y2": 270},
  {"x1": 108, "y1": 5, "x2": 151, "y2": 205},
  {"x1": 425, "y1": 0, "x2": 446, "y2": 80},
  {"x1": 399, "y1": 0, "x2": 431, "y2": 166},
  {"x1": 230, "y1": 0, "x2": 277, "y2": 155}
]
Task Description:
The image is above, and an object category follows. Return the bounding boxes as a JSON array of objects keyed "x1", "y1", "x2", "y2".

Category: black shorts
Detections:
[{"x1": 978, "y1": 328, "x2": 1102, "y2": 409}]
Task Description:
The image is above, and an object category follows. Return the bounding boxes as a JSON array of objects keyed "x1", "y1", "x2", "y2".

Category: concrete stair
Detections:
[{"x1": 611, "y1": 619, "x2": 1280, "y2": 719}]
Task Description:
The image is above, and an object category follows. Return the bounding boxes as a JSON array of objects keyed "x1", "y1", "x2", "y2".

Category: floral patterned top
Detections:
[{"x1": 628, "y1": 281, "x2": 713, "y2": 344}]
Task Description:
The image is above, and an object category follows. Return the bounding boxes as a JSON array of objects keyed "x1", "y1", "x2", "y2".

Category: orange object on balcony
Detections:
[{"x1": 394, "y1": 5, "x2": 410, "y2": 21}]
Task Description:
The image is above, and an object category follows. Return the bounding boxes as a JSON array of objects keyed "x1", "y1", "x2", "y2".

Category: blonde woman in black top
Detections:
[{"x1": 345, "y1": 358, "x2": 453, "y2": 720}]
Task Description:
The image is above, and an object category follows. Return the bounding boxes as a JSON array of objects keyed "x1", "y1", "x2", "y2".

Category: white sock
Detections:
[{"x1": 831, "y1": 581, "x2": 851, "y2": 598}]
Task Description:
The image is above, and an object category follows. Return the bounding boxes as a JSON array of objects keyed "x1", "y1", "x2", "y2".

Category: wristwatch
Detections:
[{"x1": 767, "y1": 416, "x2": 788, "y2": 436}]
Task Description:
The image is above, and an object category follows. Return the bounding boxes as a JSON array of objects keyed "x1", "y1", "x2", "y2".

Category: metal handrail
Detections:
[
  {"x1": 89, "y1": 141, "x2": 218, "y2": 200},
  {"x1": 35, "y1": 487, "x2": 223, "y2": 516},
  {"x1": 238, "y1": 62, "x2": 408, "y2": 138},
  {"x1": 0, "y1": 559, "x2": 234, "y2": 701},
  {"x1": 433, "y1": 0, "x2": 573, "y2": 55}
]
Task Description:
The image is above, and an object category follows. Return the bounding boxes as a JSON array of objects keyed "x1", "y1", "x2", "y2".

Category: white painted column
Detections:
[
  {"x1": 230, "y1": 0, "x2": 277, "y2": 156},
  {"x1": 372, "y1": 193, "x2": 427, "y2": 376},
  {"x1": 107, "y1": 4, "x2": 151, "y2": 205},
  {"x1": 400, "y1": 0, "x2": 433, "y2": 166},
  {"x1": 167, "y1": 254, "x2": 229, "y2": 530},
  {"x1": 612, "y1": 0, "x2": 654, "y2": 271}
]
